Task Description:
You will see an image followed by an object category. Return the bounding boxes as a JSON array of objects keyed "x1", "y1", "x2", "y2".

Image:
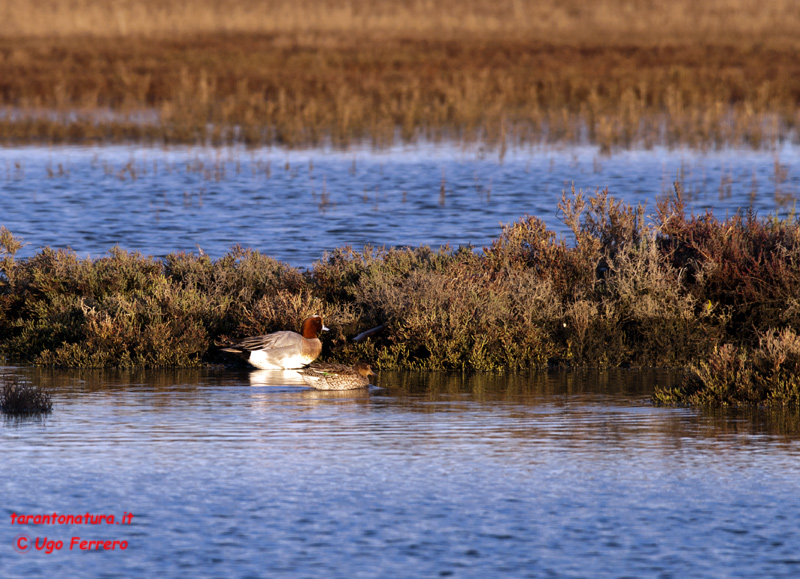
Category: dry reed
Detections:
[{"x1": 0, "y1": 0, "x2": 798, "y2": 147}]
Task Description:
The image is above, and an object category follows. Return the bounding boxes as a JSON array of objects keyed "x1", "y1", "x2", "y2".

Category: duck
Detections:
[
  {"x1": 221, "y1": 315, "x2": 329, "y2": 370},
  {"x1": 298, "y1": 362, "x2": 375, "y2": 390}
]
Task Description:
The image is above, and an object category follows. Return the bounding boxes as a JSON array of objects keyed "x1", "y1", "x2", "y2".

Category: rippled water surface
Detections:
[
  {"x1": 2, "y1": 142, "x2": 799, "y2": 267},
  {"x1": 3, "y1": 367, "x2": 800, "y2": 578}
]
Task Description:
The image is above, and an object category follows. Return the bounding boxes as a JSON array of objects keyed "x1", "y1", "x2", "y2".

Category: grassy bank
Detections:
[
  {"x1": 2, "y1": 187, "x2": 799, "y2": 406},
  {"x1": 1, "y1": 0, "x2": 799, "y2": 148}
]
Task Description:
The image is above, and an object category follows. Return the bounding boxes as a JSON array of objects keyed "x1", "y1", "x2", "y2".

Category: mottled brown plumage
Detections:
[{"x1": 298, "y1": 362, "x2": 375, "y2": 390}]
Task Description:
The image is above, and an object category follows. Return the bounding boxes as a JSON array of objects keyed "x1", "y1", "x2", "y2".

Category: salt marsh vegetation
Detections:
[{"x1": 2, "y1": 185, "x2": 800, "y2": 406}]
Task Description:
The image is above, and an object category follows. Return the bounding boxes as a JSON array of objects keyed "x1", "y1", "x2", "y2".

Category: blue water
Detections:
[
  {"x1": 3, "y1": 367, "x2": 800, "y2": 578},
  {"x1": 3, "y1": 141, "x2": 800, "y2": 577},
  {"x1": 1, "y1": 142, "x2": 799, "y2": 268}
]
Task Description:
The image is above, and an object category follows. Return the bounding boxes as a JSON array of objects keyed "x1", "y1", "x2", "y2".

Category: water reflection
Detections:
[
  {"x1": 7, "y1": 365, "x2": 800, "y2": 437},
  {"x1": 246, "y1": 368, "x2": 308, "y2": 387}
]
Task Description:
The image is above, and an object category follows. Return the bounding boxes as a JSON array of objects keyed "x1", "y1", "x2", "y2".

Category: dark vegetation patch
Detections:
[{"x1": 1, "y1": 375, "x2": 52, "y2": 415}]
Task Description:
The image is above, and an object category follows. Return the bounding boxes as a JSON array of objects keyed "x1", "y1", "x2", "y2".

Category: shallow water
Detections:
[
  {"x1": 1, "y1": 142, "x2": 799, "y2": 267},
  {"x1": 3, "y1": 367, "x2": 800, "y2": 578}
]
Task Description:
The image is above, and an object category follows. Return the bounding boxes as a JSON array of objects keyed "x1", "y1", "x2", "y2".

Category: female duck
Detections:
[
  {"x1": 298, "y1": 362, "x2": 375, "y2": 390},
  {"x1": 222, "y1": 315, "x2": 328, "y2": 370}
]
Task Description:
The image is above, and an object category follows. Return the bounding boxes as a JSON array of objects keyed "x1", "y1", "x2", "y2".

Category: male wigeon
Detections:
[
  {"x1": 221, "y1": 315, "x2": 329, "y2": 370},
  {"x1": 298, "y1": 361, "x2": 375, "y2": 390}
]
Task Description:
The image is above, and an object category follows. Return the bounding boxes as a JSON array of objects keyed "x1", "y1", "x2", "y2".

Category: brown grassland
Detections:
[{"x1": 1, "y1": 0, "x2": 799, "y2": 147}]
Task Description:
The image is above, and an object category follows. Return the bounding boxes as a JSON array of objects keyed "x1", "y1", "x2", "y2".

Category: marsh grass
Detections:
[
  {"x1": 0, "y1": 376, "x2": 52, "y2": 414},
  {"x1": 653, "y1": 328, "x2": 800, "y2": 407},
  {"x1": 3, "y1": 186, "x2": 800, "y2": 406},
  {"x1": 1, "y1": 0, "x2": 799, "y2": 147}
]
